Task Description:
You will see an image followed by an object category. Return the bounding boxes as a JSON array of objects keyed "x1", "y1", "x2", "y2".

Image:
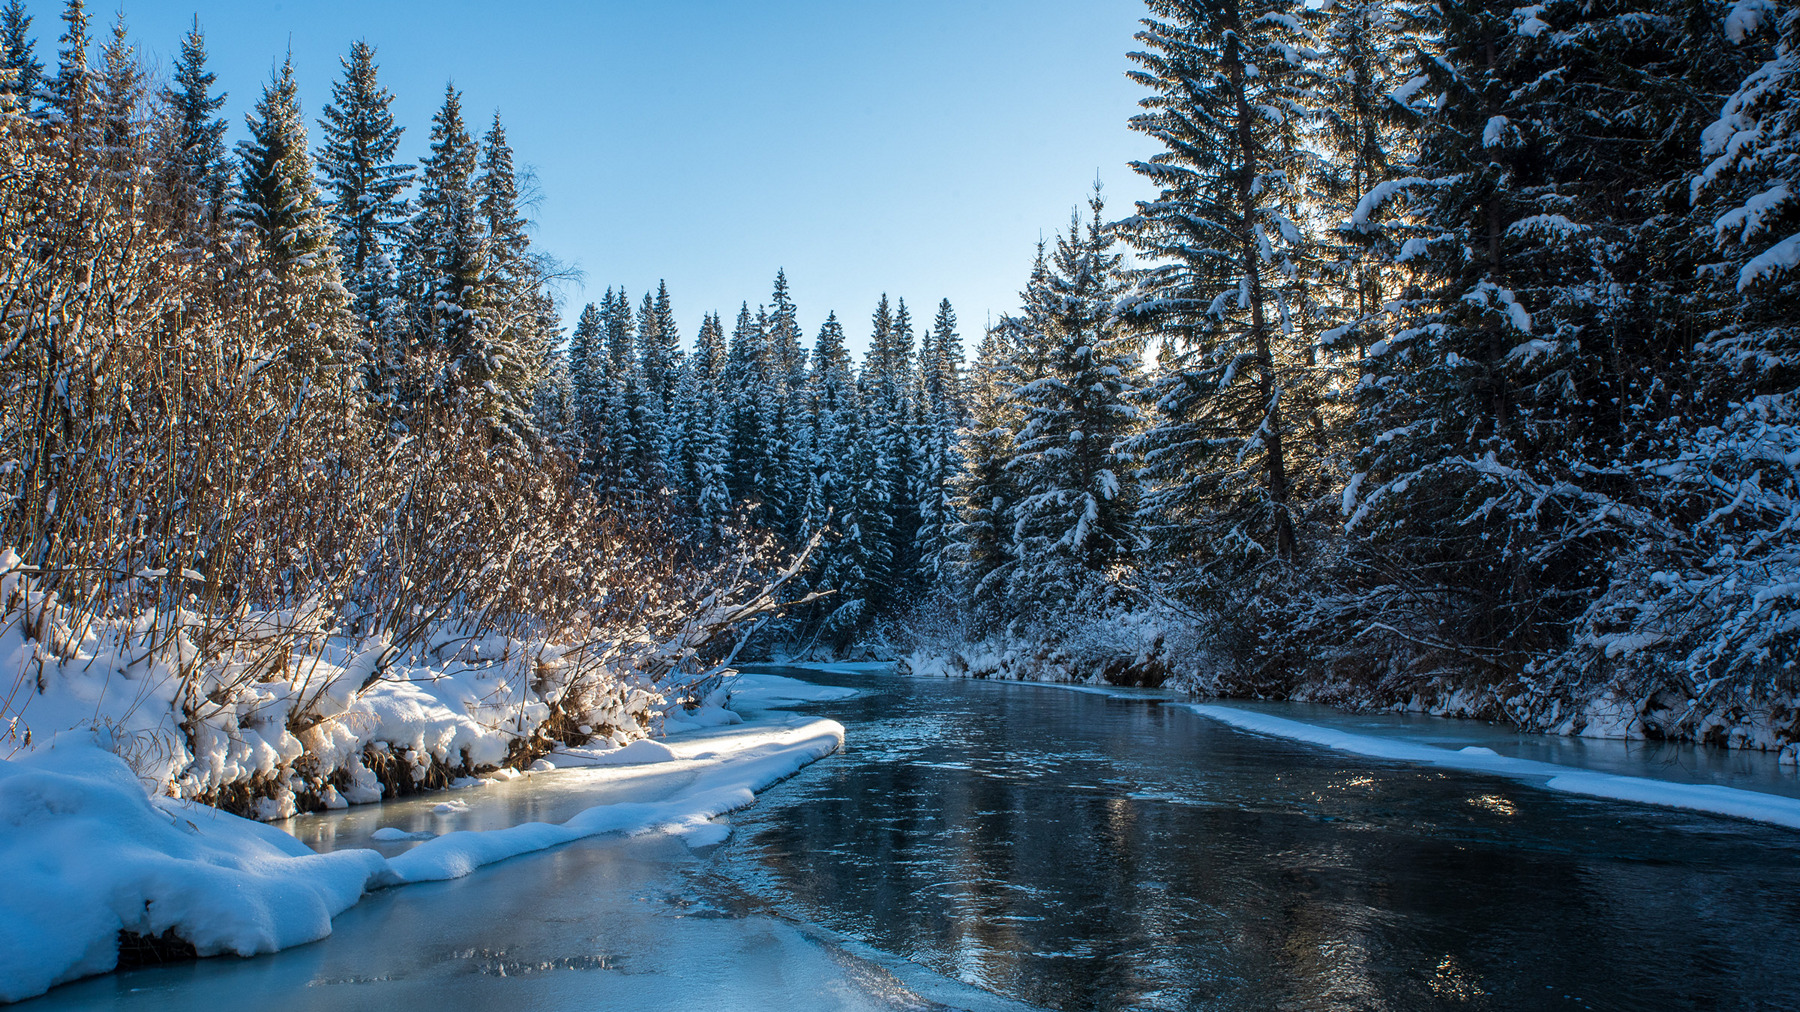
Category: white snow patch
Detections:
[
  {"x1": 0, "y1": 737, "x2": 387, "y2": 1003},
  {"x1": 0, "y1": 716, "x2": 844, "y2": 1002},
  {"x1": 550, "y1": 737, "x2": 680, "y2": 768},
  {"x1": 387, "y1": 719, "x2": 843, "y2": 883},
  {"x1": 1187, "y1": 704, "x2": 1800, "y2": 829},
  {"x1": 369, "y1": 827, "x2": 435, "y2": 842}
]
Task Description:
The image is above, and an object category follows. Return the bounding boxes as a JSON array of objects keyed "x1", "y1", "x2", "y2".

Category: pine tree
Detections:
[
  {"x1": 917, "y1": 298, "x2": 967, "y2": 583},
  {"x1": 1313, "y1": 0, "x2": 1411, "y2": 343},
  {"x1": 947, "y1": 316, "x2": 1027, "y2": 624},
  {"x1": 569, "y1": 301, "x2": 605, "y2": 461},
  {"x1": 1125, "y1": 0, "x2": 1320, "y2": 586},
  {"x1": 407, "y1": 85, "x2": 495, "y2": 414},
  {"x1": 683, "y1": 311, "x2": 733, "y2": 530},
  {"x1": 1006, "y1": 192, "x2": 1141, "y2": 606},
  {"x1": 0, "y1": 1, "x2": 44, "y2": 113},
  {"x1": 1695, "y1": 2, "x2": 1800, "y2": 323},
  {"x1": 162, "y1": 17, "x2": 229, "y2": 222},
  {"x1": 235, "y1": 55, "x2": 334, "y2": 276},
  {"x1": 627, "y1": 290, "x2": 667, "y2": 479},
  {"x1": 47, "y1": 0, "x2": 90, "y2": 134},
  {"x1": 95, "y1": 11, "x2": 142, "y2": 177},
  {"x1": 1329, "y1": 0, "x2": 1715, "y2": 671},
  {"x1": 598, "y1": 288, "x2": 642, "y2": 478},
  {"x1": 471, "y1": 112, "x2": 544, "y2": 432},
  {"x1": 318, "y1": 41, "x2": 413, "y2": 307}
]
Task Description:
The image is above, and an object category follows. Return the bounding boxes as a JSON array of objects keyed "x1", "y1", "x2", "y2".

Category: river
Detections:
[{"x1": 19, "y1": 665, "x2": 1800, "y2": 1011}]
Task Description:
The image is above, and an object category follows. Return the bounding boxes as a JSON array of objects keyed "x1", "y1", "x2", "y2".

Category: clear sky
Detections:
[{"x1": 28, "y1": 0, "x2": 1161, "y2": 356}]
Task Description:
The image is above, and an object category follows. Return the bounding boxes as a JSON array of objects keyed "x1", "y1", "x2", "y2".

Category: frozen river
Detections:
[{"x1": 20, "y1": 666, "x2": 1800, "y2": 1010}]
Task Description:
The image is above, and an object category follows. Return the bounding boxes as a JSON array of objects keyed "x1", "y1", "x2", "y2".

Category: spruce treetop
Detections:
[{"x1": 0, "y1": 1, "x2": 43, "y2": 110}]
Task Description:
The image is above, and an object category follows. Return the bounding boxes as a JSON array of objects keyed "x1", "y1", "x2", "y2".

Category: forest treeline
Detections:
[
  {"x1": 2, "y1": 0, "x2": 1798, "y2": 757},
  {"x1": 902, "y1": 0, "x2": 1800, "y2": 753}
]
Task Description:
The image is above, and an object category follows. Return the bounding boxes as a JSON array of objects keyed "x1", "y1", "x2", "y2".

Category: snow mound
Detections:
[
  {"x1": 0, "y1": 737, "x2": 387, "y2": 1003},
  {"x1": 726, "y1": 672, "x2": 860, "y2": 709},
  {"x1": 369, "y1": 827, "x2": 435, "y2": 842},
  {"x1": 0, "y1": 716, "x2": 845, "y2": 1002},
  {"x1": 388, "y1": 719, "x2": 843, "y2": 883},
  {"x1": 1188, "y1": 705, "x2": 1800, "y2": 830},
  {"x1": 550, "y1": 737, "x2": 682, "y2": 768}
]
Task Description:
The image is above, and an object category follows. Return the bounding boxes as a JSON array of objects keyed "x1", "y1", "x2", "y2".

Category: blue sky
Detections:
[{"x1": 32, "y1": 0, "x2": 1160, "y2": 355}]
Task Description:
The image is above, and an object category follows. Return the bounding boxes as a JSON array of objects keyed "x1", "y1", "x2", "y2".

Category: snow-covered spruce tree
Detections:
[
  {"x1": 1525, "y1": 1, "x2": 1800, "y2": 746},
  {"x1": 916, "y1": 298, "x2": 967, "y2": 588},
  {"x1": 94, "y1": 12, "x2": 143, "y2": 180},
  {"x1": 235, "y1": 57, "x2": 336, "y2": 277},
  {"x1": 725, "y1": 301, "x2": 786, "y2": 524},
  {"x1": 1005, "y1": 190, "x2": 1142, "y2": 610},
  {"x1": 597, "y1": 287, "x2": 645, "y2": 482},
  {"x1": 1311, "y1": 0, "x2": 1413, "y2": 346},
  {"x1": 768, "y1": 270, "x2": 814, "y2": 544},
  {"x1": 627, "y1": 289, "x2": 669, "y2": 481},
  {"x1": 161, "y1": 17, "x2": 230, "y2": 227},
  {"x1": 406, "y1": 86, "x2": 524, "y2": 434},
  {"x1": 1694, "y1": 0, "x2": 1800, "y2": 325},
  {"x1": 802, "y1": 310, "x2": 859, "y2": 546},
  {"x1": 46, "y1": 0, "x2": 91, "y2": 141},
  {"x1": 0, "y1": 1, "x2": 43, "y2": 114},
  {"x1": 945, "y1": 315, "x2": 1028, "y2": 631},
  {"x1": 1324, "y1": 0, "x2": 1727, "y2": 702},
  {"x1": 681, "y1": 311, "x2": 734, "y2": 532},
  {"x1": 644, "y1": 280, "x2": 685, "y2": 466},
  {"x1": 468, "y1": 113, "x2": 546, "y2": 439},
  {"x1": 318, "y1": 41, "x2": 413, "y2": 315},
  {"x1": 1123, "y1": 0, "x2": 1323, "y2": 608},
  {"x1": 319, "y1": 41, "x2": 413, "y2": 409},
  {"x1": 568, "y1": 301, "x2": 604, "y2": 462}
]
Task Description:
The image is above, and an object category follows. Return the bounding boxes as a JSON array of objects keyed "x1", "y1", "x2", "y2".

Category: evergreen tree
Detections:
[
  {"x1": 947, "y1": 316, "x2": 1028, "y2": 624},
  {"x1": 1695, "y1": 2, "x2": 1800, "y2": 323},
  {"x1": 162, "y1": 17, "x2": 230, "y2": 222},
  {"x1": 627, "y1": 290, "x2": 667, "y2": 479},
  {"x1": 682, "y1": 311, "x2": 733, "y2": 529},
  {"x1": 1328, "y1": 0, "x2": 1726, "y2": 671},
  {"x1": 0, "y1": 1, "x2": 44, "y2": 113},
  {"x1": 235, "y1": 55, "x2": 334, "y2": 276},
  {"x1": 472, "y1": 112, "x2": 545, "y2": 430},
  {"x1": 407, "y1": 85, "x2": 499, "y2": 418},
  {"x1": 47, "y1": 0, "x2": 90, "y2": 134},
  {"x1": 917, "y1": 298, "x2": 967, "y2": 582},
  {"x1": 1006, "y1": 192, "x2": 1141, "y2": 606},
  {"x1": 318, "y1": 41, "x2": 412, "y2": 305},
  {"x1": 1125, "y1": 0, "x2": 1320, "y2": 587},
  {"x1": 569, "y1": 301, "x2": 605, "y2": 460},
  {"x1": 95, "y1": 12, "x2": 142, "y2": 176}
]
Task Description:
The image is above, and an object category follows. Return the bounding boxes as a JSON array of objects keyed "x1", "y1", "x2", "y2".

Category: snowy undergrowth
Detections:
[
  {"x1": 899, "y1": 596, "x2": 1218, "y2": 692},
  {"x1": 0, "y1": 552, "x2": 713, "y2": 822},
  {"x1": 899, "y1": 593, "x2": 1800, "y2": 766},
  {"x1": 0, "y1": 703, "x2": 845, "y2": 1003}
]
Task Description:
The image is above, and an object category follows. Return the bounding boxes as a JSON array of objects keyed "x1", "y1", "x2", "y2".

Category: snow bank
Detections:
[
  {"x1": 0, "y1": 735, "x2": 387, "y2": 1003},
  {"x1": 0, "y1": 556, "x2": 675, "y2": 819},
  {"x1": 389, "y1": 719, "x2": 843, "y2": 882},
  {"x1": 0, "y1": 716, "x2": 843, "y2": 1002},
  {"x1": 1186, "y1": 704, "x2": 1800, "y2": 830},
  {"x1": 726, "y1": 671, "x2": 861, "y2": 708}
]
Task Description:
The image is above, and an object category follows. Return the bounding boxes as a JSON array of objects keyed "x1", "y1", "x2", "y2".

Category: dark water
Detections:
[{"x1": 716, "y1": 668, "x2": 1800, "y2": 1012}]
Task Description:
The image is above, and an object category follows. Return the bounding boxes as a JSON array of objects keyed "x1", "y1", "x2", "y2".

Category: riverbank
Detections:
[
  {"x1": 899, "y1": 636, "x2": 1800, "y2": 769},
  {"x1": 0, "y1": 673, "x2": 847, "y2": 1004}
]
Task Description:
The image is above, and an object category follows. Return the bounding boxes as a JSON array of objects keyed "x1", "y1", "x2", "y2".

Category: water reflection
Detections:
[{"x1": 717, "y1": 669, "x2": 1800, "y2": 1012}]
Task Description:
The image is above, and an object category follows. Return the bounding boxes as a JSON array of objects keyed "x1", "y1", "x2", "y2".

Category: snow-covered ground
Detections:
[{"x1": 0, "y1": 672, "x2": 847, "y2": 1003}]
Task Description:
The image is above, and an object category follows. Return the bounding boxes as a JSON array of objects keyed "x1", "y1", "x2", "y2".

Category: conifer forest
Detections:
[{"x1": 2, "y1": 0, "x2": 1800, "y2": 1004}]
